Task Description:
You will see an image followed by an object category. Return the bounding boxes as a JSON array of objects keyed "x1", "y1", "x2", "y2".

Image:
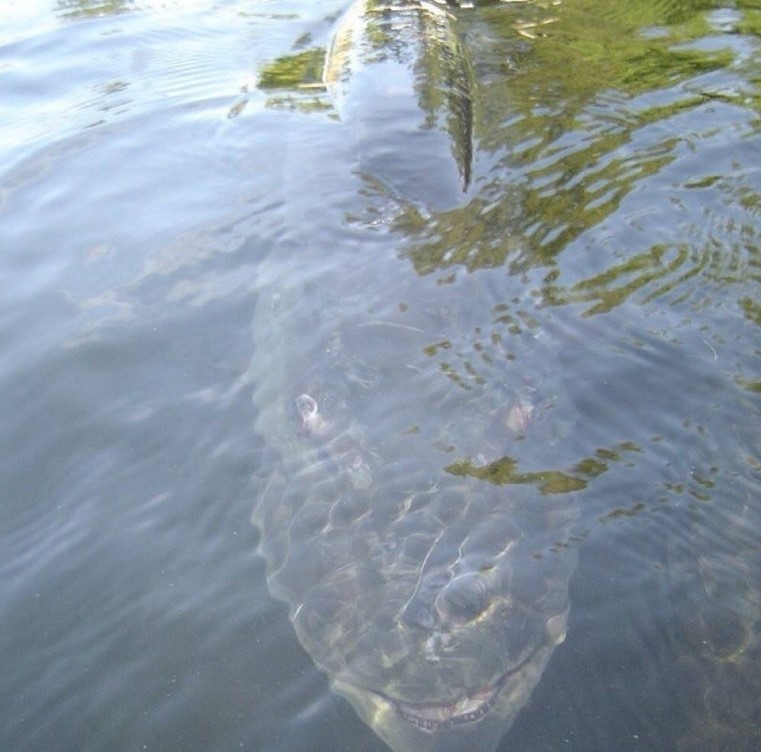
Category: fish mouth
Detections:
[
  {"x1": 376, "y1": 659, "x2": 527, "y2": 732},
  {"x1": 390, "y1": 685, "x2": 497, "y2": 730}
]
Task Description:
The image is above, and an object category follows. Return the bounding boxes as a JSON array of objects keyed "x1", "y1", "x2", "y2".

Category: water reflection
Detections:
[
  {"x1": 398, "y1": 0, "x2": 760, "y2": 306},
  {"x1": 56, "y1": 0, "x2": 134, "y2": 18}
]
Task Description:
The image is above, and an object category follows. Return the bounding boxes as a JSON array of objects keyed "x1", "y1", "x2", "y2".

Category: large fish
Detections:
[
  {"x1": 251, "y1": 256, "x2": 577, "y2": 752},
  {"x1": 251, "y1": 3, "x2": 577, "y2": 752}
]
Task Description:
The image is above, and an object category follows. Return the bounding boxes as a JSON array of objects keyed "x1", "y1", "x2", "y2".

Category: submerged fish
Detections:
[
  {"x1": 251, "y1": 257, "x2": 577, "y2": 752},
  {"x1": 251, "y1": 4, "x2": 576, "y2": 752}
]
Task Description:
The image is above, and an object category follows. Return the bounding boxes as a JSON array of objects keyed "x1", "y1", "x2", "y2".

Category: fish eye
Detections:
[
  {"x1": 436, "y1": 573, "x2": 490, "y2": 623},
  {"x1": 295, "y1": 394, "x2": 318, "y2": 419}
]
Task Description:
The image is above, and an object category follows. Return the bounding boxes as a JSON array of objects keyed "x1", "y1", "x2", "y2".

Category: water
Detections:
[{"x1": 0, "y1": 1, "x2": 759, "y2": 751}]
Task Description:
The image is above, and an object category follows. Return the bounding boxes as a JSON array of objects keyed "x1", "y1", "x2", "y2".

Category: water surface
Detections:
[{"x1": 1, "y1": 1, "x2": 759, "y2": 751}]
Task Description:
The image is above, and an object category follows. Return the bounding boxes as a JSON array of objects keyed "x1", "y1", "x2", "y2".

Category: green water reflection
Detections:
[
  {"x1": 400, "y1": 0, "x2": 759, "y2": 292},
  {"x1": 56, "y1": 0, "x2": 134, "y2": 18},
  {"x1": 256, "y1": 0, "x2": 759, "y2": 334}
]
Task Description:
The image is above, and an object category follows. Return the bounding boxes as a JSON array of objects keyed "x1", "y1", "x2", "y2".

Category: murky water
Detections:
[{"x1": 1, "y1": 1, "x2": 759, "y2": 751}]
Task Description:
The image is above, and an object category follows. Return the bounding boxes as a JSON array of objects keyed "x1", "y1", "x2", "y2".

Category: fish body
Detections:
[
  {"x1": 251, "y1": 263, "x2": 577, "y2": 752},
  {"x1": 323, "y1": 0, "x2": 475, "y2": 209}
]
